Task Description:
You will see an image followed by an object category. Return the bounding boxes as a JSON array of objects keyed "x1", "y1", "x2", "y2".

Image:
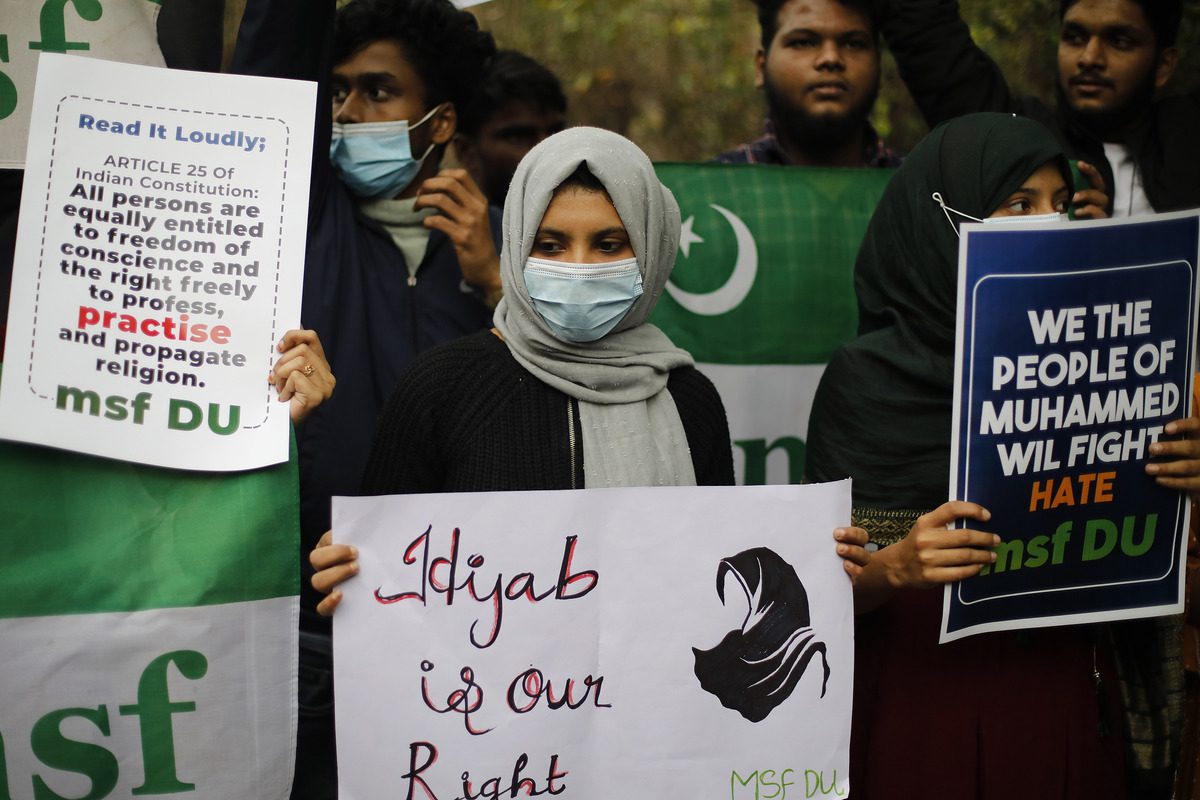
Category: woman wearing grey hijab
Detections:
[
  {"x1": 360, "y1": 127, "x2": 731, "y2": 497},
  {"x1": 311, "y1": 127, "x2": 871, "y2": 616}
]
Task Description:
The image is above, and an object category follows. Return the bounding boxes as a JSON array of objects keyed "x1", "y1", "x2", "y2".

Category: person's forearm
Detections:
[{"x1": 880, "y1": 0, "x2": 1015, "y2": 127}]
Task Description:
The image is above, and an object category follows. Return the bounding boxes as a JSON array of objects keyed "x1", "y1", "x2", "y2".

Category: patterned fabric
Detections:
[
  {"x1": 714, "y1": 117, "x2": 901, "y2": 168},
  {"x1": 850, "y1": 506, "x2": 923, "y2": 549}
]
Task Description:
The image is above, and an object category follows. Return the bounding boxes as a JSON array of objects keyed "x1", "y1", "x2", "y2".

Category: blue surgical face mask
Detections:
[
  {"x1": 329, "y1": 104, "x2": 441, "y2": 199},
  {"x1": 981, "y1": 212, "x2": 1068, "y2": 225},
  {"x1": 523, "y1": 256, "x2": 644, "y2": 343},
  {"x1": 932, "y1": 192, "x2": 1067, "y2": 236}
]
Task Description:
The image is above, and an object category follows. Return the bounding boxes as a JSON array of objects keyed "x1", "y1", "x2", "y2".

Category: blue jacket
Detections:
[{"x1": 233, "y1": 0, "x2": 501, "y2": 624}]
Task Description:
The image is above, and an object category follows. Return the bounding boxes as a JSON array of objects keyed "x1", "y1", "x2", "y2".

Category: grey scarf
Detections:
[{"x1": 493, "y1": 127, "x2": 697, "y2": 487}]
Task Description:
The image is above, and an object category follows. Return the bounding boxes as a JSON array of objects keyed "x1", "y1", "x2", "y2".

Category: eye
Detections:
[
  {"x1": 842, "y1": 35, "x2": 872, "y2": 51},
  {"x1": 331, "y1": 85, "x2": 349, "y2": 106},
  {"x1": 367, "y1": 86, "x2": 393, "y2": 102},
  {"x1": 1055, "y1": 198, "x2": 1069, "y2": 214},
  {"x1": 1109, "y1": 34, "x2": 1135, "y2": 50},
  {"x1": 1004, "y1": 198, "x2": 1033, "y2": 214},
  {"x1": 533, "y1": 238, "x2": 564, "y2": 256},
  {"x1": 1061, "y1": 28, "x2": 1085, "y2": 46},
  {"x1": 784, "y1": 34, "x2": 818, "y2": 49},
  {"x1": 597, "y1": 238, "x2": 628, "y2": 254}
]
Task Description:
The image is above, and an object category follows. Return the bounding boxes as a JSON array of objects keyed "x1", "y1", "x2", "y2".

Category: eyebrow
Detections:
[
  {"x1": 779, "y1": 25, "x2": 872, "y2": 39},
  {"x1": 591, "y1": 227, "x2": 628, "y2": 238},
  {"x1": 331, "y1": 71, "x2": 399, "y2": 84},
  {"x1": 1063, "y1": 20, "x2": 1145, "y2": 38}
]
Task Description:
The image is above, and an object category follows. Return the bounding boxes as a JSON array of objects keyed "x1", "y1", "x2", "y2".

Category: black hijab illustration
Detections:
[{"x1": 692, "y1": 547, "x2": 830, "y2": 723}]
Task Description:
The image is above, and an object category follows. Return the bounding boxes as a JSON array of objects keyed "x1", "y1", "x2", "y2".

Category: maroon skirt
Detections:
[{"x1": 849, "y1": 587, "x2": 1127, "y2": 799}]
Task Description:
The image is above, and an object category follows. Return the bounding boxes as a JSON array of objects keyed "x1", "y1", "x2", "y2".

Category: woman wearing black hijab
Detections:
[{"x1": 806, "y1": 113, "x2": 1136, "y2": 798}]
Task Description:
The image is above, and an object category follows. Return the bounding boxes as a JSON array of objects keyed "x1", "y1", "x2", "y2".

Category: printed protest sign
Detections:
[
  {"x1": 0, "y1": 423, "x2": 299, "y2": 800},
  {"x1": 333, "y1": 482, "x2": 854, "y2": 799},
  {"x1": 652, "y1": 164, "x2": 891, "y2": 485},
  {"x1": 943, "y1": 212, "x2": 1200, "y2": 642},
  {"x1": 0, "y1": 0, "x2": 166, "y2": 168},
  {"x1": 0, "y1": 54, "x2": 314, "y2": 470}
]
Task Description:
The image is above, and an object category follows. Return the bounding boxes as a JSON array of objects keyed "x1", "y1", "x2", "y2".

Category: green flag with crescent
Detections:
[{"x1": 652, "y1": 163, "x2": 894, "y2": 483}]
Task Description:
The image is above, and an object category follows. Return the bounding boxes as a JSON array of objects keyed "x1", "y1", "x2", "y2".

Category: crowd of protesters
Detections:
[{"x1": 2, "y1": 0, "x2": 1199, "y2": 798}]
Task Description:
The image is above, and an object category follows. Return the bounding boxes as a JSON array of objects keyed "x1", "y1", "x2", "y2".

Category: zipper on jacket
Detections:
[{"x1": 567, "y1": 397, "x2": 577, "y2": 490}]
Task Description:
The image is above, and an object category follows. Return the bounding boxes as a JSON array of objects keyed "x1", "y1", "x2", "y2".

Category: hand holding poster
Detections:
[
  {"x1": 333, "y1": 483, "x2": 854, "y2": 799},
  {"x1": 944, "y1": 212, "x2": 1200, "y2": 641},
  {"x1": 0, "y1": 54, "x2": 314, "y2": 470}
]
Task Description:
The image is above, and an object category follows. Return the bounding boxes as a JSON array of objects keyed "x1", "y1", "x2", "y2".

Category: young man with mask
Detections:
[
  {"x1": 455, "y1": 50, "x2": 568, "y2": 208},
  {"x1": 715, "y1": 0, "x2": 901, "y2": 168},
  {"x1": 881, "y1": 0, "x2": 1196, "y2": 217},
  {"x1": 233, "y1": 1, "x2": 499, "y2": 796}
]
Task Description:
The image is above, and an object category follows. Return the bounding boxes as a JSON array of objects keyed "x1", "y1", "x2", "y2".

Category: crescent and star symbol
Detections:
[{"x1": 665, "y1": 204, "x2": 759, "y2": 317}]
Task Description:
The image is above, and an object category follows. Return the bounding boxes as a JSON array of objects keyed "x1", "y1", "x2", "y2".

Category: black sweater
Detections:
[{"x1": 363, "y1": 331, "x2": 735, "y2": 493}]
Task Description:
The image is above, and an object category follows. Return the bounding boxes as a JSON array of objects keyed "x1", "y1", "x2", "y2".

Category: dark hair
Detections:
[
  {"x1": 556, "y1": 163, "x2": 607, "y2": 194},
  {"x1": 1060, "y1": 0, "x2": 1182, "y2": 49},
  {"x1": 753, "y1": 0, "x2": 878, "y2": 51},
  {"x1": 334, "y1": 0, "x2": 497, "y2": 111},
  {"x1": 458, "y1": 50, "x2": 568, "y2": 138}
]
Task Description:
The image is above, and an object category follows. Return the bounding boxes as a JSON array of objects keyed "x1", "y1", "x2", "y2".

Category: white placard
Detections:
[
  {"x1": 334, "y1": 482, "x2": 854, "y2": 799},
  {"x1": 0, "y1": 54, "x2": 314, "y2": 470}
]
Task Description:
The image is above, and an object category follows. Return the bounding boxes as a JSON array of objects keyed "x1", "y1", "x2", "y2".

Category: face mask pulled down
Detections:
[
  {"x1": 329, "y1": 105, "x2": 441, "y2": 199},
  {"x1": 524, "y1": 256, "x2": 644, "y2": 344}
]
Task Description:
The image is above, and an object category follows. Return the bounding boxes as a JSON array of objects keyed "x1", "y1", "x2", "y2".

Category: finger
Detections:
[
  {"x1": 916, "y1": 501, "x2": 992, "y2": 530},
  {"x1": 317, "y1": 530, "x2": 332, "y2": 548},
  {"x1": 924, "y1": 564, "x2": 988, "y2": 584},
  {"x1": 309, "y1": 542, "x2": 357, "y2": 571},
  {"x1": 1147, "y1": 441, "x2": 1200, "y2": 462},
  {"x1": 834, "y1": 527, "x2": 869, "y2": 548},
  {"x1": 1077, "y1": 160, "x2": 1106, "y2": 193},
  {"x1": 1072, "y1": 189, "x2": 1107, "y2": 206},
  {"x1": 317, "y1": 590, "x2": 342, "y2": 617},
  {"x1": 430, "y1": 168, "x2": 487, "y2": 202},
  {"x1": 277, "y1": 328, "x2": 320, "y2": 354},
  {"x1": 843, "y1": 559, "x2": 863, "y2": 585},
  {"x1": 1155, "y1": 476, "x2": 1200, "y2": 492},
  {"x1": 1071, "y1": 191, "x2": 1108, "y2": 219},
  {"x1": 311, "y1": 562, "x2": 359, "y2": 595},
  {"x1": 915, "y1": 527, "x2": 1001, "y2": 550},
  {"x1": 422, "y1": 212, "x2": 466, "y2": 240},
  {"x1": 273, "y1": 354, "x2": 310, "y2": 383},
  {"x1": 412, "y1": 177, "x2": 468, "y2": 211},
  {"x1": 1164, "y1": 417, "x2": 1200, "y2": 436},
  {"x1": 919, "y1": 546, "x2": 998, "y2": 568},
  {"x1": 837, "y1": 543, "x2": 871, "y2": 568},
  {"x1": 1072, "y1": 203, "x2": 1107, "y2": 221},
  {"x1": 1148, "y1": 458, "x2": 1200, "y2": 477}
]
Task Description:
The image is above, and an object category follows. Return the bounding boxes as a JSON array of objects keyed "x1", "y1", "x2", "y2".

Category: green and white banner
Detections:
[
  {"x1": 0, "y1": 0, "x2": 166, "y2": 168},
  {"x1": 0, "y1": 428, "x2": 299, "y2": 799},
  {"x1": 653, "y1": 163, "x2": 894, "y2": 485}
]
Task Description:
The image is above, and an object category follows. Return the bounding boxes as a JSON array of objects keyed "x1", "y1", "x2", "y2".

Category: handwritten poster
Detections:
[
  {"x1": 0, "y1": 54, "x2": 314, "y2": 470},
  {"x1": 943, "y1": 212, "x2": 1200, "y2": 642},
  {"x1": 333, "y1": 482, "x2": 855, "y2": 799}
]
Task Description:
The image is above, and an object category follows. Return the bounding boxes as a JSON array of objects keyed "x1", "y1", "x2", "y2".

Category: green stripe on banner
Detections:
[
  {"x1": 652, "y1": 163, "x2": 894, "y2": 365},
  {"x1": 0, "y1": 388, "x2": 299, "y2": 618}
]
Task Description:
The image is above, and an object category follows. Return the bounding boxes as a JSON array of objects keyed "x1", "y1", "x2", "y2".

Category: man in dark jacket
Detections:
[
  {"x1": 882, "y1": 0, "x2": 1196, "y2": 216},
  {"x1": 715, "y1": 0, "x2": 901, "y2": 168},
  {"x1": 233, "y1": 1, "x2": 501, "y2": 796}
]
